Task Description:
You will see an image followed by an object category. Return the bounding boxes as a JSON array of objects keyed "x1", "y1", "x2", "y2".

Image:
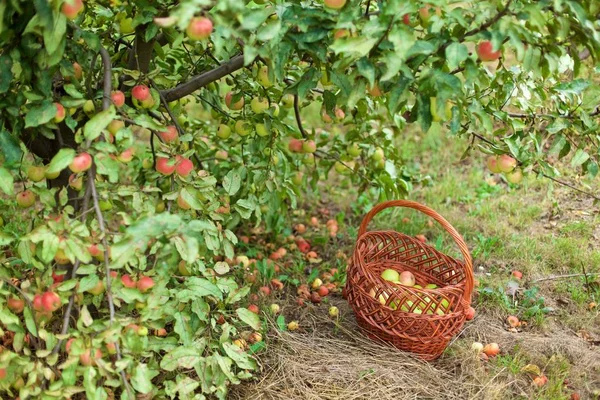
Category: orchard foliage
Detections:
[{"x1": 0, "y1": 0, "x2": 600, "y2": 398}]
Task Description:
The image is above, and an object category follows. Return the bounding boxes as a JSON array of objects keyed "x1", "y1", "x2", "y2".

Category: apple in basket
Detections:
[
  {"x1": 380, "y1": 269, "x2": 400, "y2": 282},
  {"x1": 368, "y1": 287, "x2": 398, "y2": 310}
]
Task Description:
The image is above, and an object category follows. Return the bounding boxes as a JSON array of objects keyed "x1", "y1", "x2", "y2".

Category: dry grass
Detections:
[{"x1": 231, "y1": 296, "x2": 600, "y2": 400}]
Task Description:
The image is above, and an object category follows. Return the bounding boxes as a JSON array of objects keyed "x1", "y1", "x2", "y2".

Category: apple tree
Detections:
[{"x1": 0, "y1": 0, "x2": 599, "y2": 398}]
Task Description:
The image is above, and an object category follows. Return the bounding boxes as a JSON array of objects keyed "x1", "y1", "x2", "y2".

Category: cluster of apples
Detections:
[
  {"x1": 120, "y1": 274, "x2": 155, "y2": 292},
  {"x1": 487, "y1": 154, "x2": 523, "y2": 184},
  {"x1": 471, "y1": 341, "x2": 500, "y2": 361},
  {"x1": 369, "y1": 269, "x2": 453, "y2": 316},
  {"x1": 288, "y1": 138, "x2": 317, "y2": 154},
  {"x1": 7, "y1": 291, "x2": 61, "y2": 322}
]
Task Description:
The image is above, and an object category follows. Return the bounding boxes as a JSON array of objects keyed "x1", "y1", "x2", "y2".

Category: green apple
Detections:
[
  {"x1": 413, "y1": 284, "x2": 423, "y2": 289},
  {"x1": 257, "y1": 65, "x2": 272, "y2": 87},
  {"x1": 235, "y1": 120, "x2": 252, "y2": 136},
  {"x1": 372, "y1": 147, "x2": 384, "y2": 161},
  {"x1": 381, "y1": 269, "x2": 400, "y2": 282},
  {"x1": 347, "y1": 143, "x2": 361, "y2": 157},
  {"x1": 83, "y1": 100, "x2": 95, "y2": 115},
  {"x1": 217, "y1": 124, "x2": 231, "y2": 139},
  {"x1": 281, "y1": 94, "x2": 294, "y2": 108},
  {"x1": 251, "y1": 97, "x2": 269, "y2": 114},
  {"x1": 425, "y1": 283, "x2": 438, "y2": 289},
  {"x1": 255, "y1": 123, "x2": 269, "y2": 137},
  {"x1": 120, "y1": 18, "x2": 135, "y2": 34}
]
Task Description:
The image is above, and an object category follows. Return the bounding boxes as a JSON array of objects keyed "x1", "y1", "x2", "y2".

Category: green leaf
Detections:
[
  {"x1": 185, "y1": 278, "x2": 222, "y2": 300},
  {"x1": 0, "y1": 307, "x2": 19, "y2": 325},
  {"x1": 0, "y1": 54, "x2": 13, "y2": 93},
  {"x1": 46, "y1": 148, "x2": 75, "y2": 175},
  {"x1": 0, "y1": 167, "x2": 14, "y2": 195},
  {"x1": 43, "y1": 12, "x2": 66, "y2": 55},
  {"x1": 25, "y1": 102, "x2": 57, "y2": 127},
  {"x1": 223, "y1": 169, "x2": 241, "y2": 196},
  {"x1": 23, "y1": 307, "x2": 38, "y2": 337},
  {"x1": 236, "y1": 308, "x2": 262, "y2": 330},
  {"x1": 0, "y1": 129, "x2": 23, "y2": 165},
  {"x1": 276, "y1": 315, "x2": 286, "y2": 331},
  {"x1": 160, "y1": 346, "x2": 202, "y2": 371},
  {"x1": 330, "y1": 37, "x2": 378, "y2": 57},
  {"x1": 84, "y1": 107, "x2": 117, "y2": 141},
  {"x1": 0, "y1": 231, "x2": 14, "y2": 246},
  {"x1": 131, "y1": 364, "x2": 157, "y2": 394},
  {"x1": 77, "y1": 275, "x2": 99, "y2": 293},
  {"x1": 571, "y1": 149, "x2": 589, "y2": 167},
  {"x1": 222, "y1": 342, "x2": 257, "y2": 370},
  {"x1": 445, "y1": 42, "x2": 468, "y2": 71}
]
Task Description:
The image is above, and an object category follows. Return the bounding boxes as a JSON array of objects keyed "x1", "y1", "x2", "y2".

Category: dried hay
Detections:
[{"x1": 231, "y1": 297, "x2": 600, "y2": 399}]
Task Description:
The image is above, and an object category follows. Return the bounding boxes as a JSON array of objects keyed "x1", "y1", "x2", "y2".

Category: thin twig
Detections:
[
  {"x1": 533, "y1": 169, "x2": 600, "y2": 201},
  {"x1": 315, "y1": 149, "x2": 369, "y2": 181},
  {"x1": 532, "y1": 272, "x2": 599, "y2": 283}
]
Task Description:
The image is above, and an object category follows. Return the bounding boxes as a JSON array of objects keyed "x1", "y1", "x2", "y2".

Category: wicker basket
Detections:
[{"x1": 344, "y1": 200, "x2": 474, "y2": 360}]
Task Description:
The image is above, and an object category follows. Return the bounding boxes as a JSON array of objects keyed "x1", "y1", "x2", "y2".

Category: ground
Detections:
[{"x1": 232, "y1": 125, "x2": 600, "y2": 400}]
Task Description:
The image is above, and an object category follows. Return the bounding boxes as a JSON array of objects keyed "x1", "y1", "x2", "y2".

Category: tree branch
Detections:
[
  {"x1": 533, "y1": 169, "x2": 600, "y2": 201},
  {"x1": 293, "y1": 94, "x2": 308, "y2": 139},
  {"x1": 160, "y1": 54, "x2": 245, "y2": 102}
]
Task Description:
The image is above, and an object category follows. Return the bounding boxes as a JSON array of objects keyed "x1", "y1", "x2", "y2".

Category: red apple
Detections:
[
  {"x1": 512, "y1": 270, "x2": 523, "y2": 279},
  {"x1": 42, "y1": 291, "x2": 61, "y2": 312},
  {"x1": 62, "y1": 0, "x2": 84, "y2": 19},
  {"x1": 248, "y1": 304, "x2": 260, "y2": 314},
  {"x1": 121, "y1": 274, "x2": 136, "y2": 288},
  {"x1": 507, "y1": 315, "x2": 519, "y2": 327},
  {"x1": 532, "y1": 375, "x2": 548, "y2": 387},
  {"x1": 225, "y1": 92, "x2": 244, "y2": 110},
  {"x1": 259, "y1": 286, "x2": 271, "y2": 296},
  {"x1": 0, "y1": 368, "x2": 6, "y2": 380},
  {"x1": 302, "y1": 140, "x2": 317, "y2": 153},
  {"x1": 288, "y1": 138, "x2": 304, "y2": 153},
  {"x1": 68, "y1": 174, "x2": 83, "y2": 190},
  {"x1": 486, "y1": 156, "x2": 501, "y2": 173},
  {"x1": 80, "y1": 348, "x2": 102, "y2": 366},
  {"x1": 132, "y1": 85, "x2": 151, "y2": 101},
  {"x1": 159, "y1": 126, "x2": 178, "y2": 143},
  {"x1": 117, "y1": 148, "x2": 134, "y2": 163},
  {"x1": 73, "y1": 62, "x2": 83, "y2": 80},
  {"x1": 477, "y1": 41, "x2": 501, "y2": 62},
  {"x1": 156, "y1": 157, "x2": 176, "y2": 175},
  {"x1": 155, "y1": 328, "x2": 168, "y2": 337},
  {"x1": 137, "y1": 276, "x2": 155, "y2": 293},
  {"x1": 497, "y1": 154, "x2": 517, "y2": 172},
  {"x1": 69, "y1": 152, "x2": 92, "y2": 173},
  {"x1": 7, "y1": 297, "x2": 25, "y2": 313},
  {"x1": 402, "y1": 14, "x2": 411, "y2": 25},
  {"x1": 111, "y1": 90, "x2": 125, "y2": 108},
  {"x1": 465, "y1": 306, "x2": 475, "y2": 320},
  {"x1": 65, "y1": 338, "x2": 75, "y2": 353},
  {"x1": 415, "y1": 234, "x2": 427, "y2": 243},
  {"x1": 54, "y1": 103, "x2": 66, "y2": 123},
  {"x1": 16, "y1": 190, "x2": 36, "y2": 208},
  {"x1": 310, "y1": 292, "x2": 322, "y2": 304},
  {"x1": 33, "y1": 294, "x2": 44, "y2": 311},
  {"x1": 186, "y1": 17, "x2": 213, "y2": 40},
  {"x1": 483, "y1": 342, "x2": 499, "y2": 357},
  {"x1": 317, "y1": 285, "x2": 329, "y2": 297},
  {"x1": 175, "y1": 157, "x2": 194, "y2": 177},
  {"x1": 324, "y1": 0, "x2": 346, "y2": 9},
  {"x1": 52, "y1": 270, "x2": 66, "y2": 284}
]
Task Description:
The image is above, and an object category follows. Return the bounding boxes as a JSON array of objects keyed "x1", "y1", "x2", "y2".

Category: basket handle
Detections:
[{"x1": 358, "y1": 200, "x2": 474, "y2": 304}]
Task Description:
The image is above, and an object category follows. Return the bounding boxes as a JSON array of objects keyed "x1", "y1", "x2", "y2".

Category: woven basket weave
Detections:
[{"x1": 344, "y1": 200, "x2": 474, "y2": 360}]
